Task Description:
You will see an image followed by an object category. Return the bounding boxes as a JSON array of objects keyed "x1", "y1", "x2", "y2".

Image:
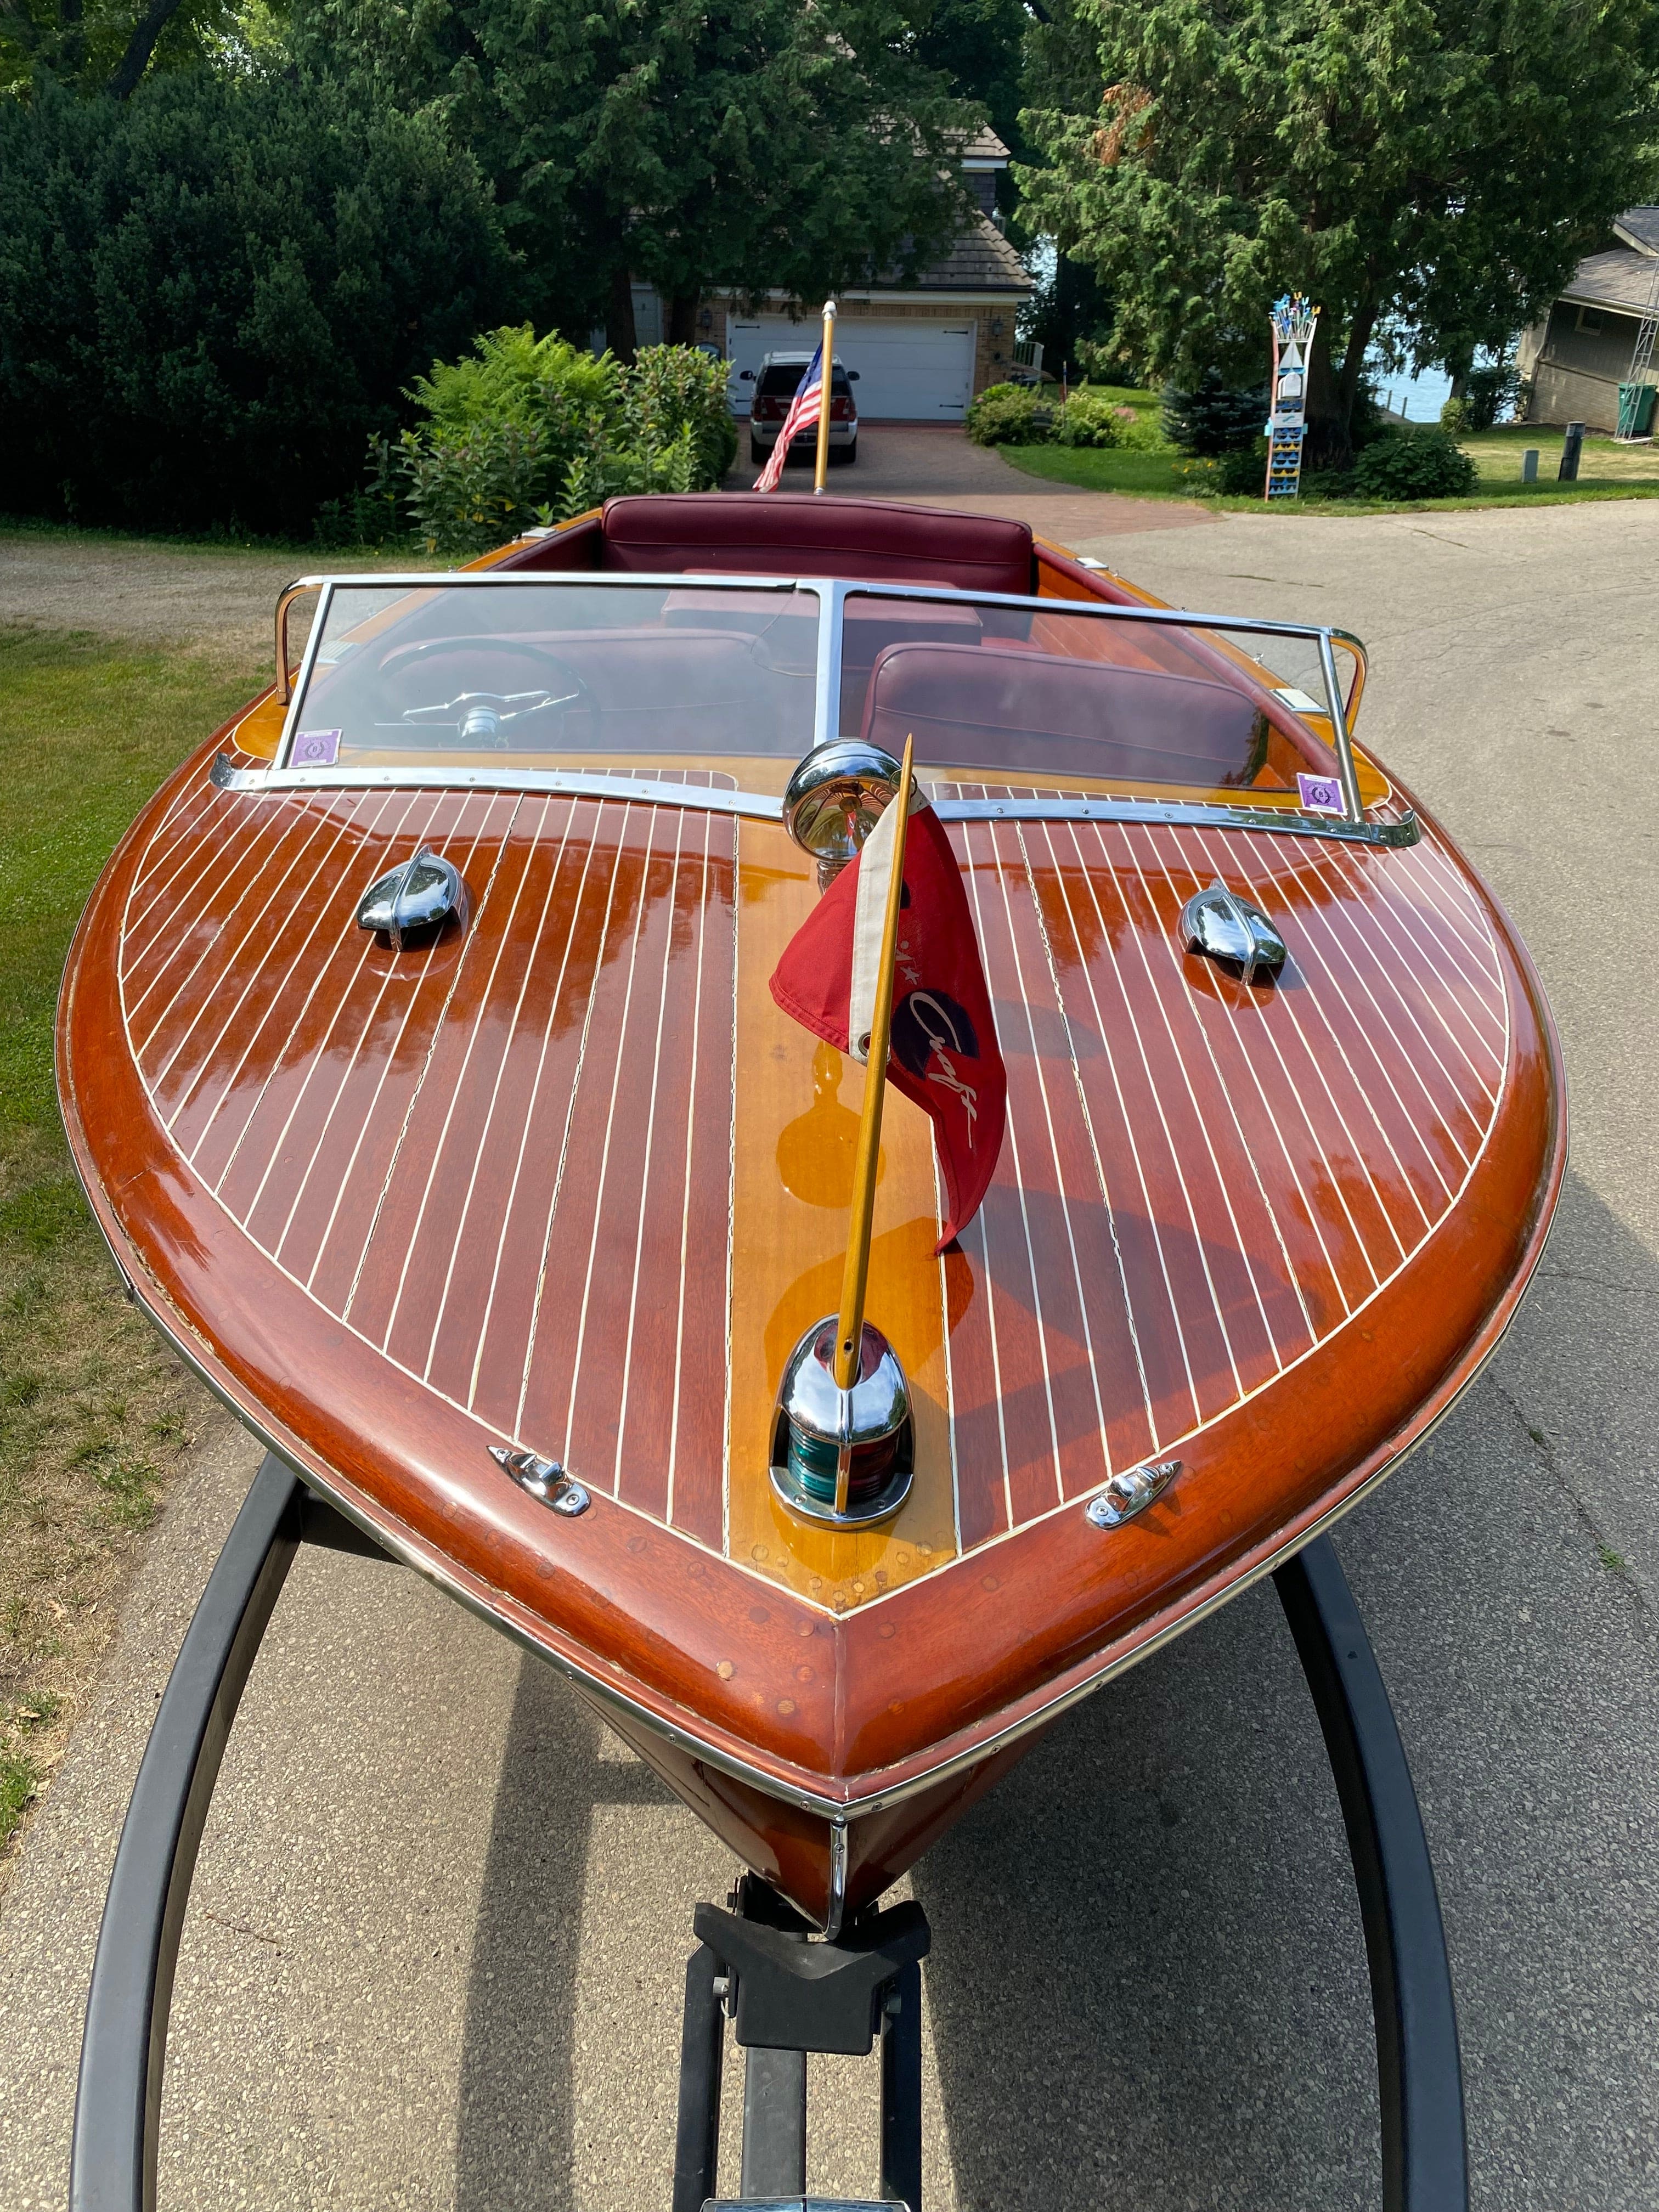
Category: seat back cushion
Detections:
[
  {"x1": 601, "y1": 493, "x2": 1034, "y2": 596},
  {"x1": 860, "y1": 641, "x2": 1269, "y2": 787}
]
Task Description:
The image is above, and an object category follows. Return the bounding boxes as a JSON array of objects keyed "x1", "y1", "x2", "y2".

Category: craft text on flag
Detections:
[{"x1": 770, "y1": 793, "x2": 1006, "y2": 1250}]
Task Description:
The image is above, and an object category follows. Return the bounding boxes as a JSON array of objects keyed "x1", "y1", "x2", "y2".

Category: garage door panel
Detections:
[{"x1": 727, "y1": 316, "x2": 977, "y2": 421}]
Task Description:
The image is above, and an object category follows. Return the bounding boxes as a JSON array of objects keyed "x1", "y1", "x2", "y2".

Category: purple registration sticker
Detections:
[
  {"x1": 1296, "y1": 771, "x2": 1344, "y2": 815},
  {"x1": 292, "y1": 729, "x2": 341, "y2": 768}
]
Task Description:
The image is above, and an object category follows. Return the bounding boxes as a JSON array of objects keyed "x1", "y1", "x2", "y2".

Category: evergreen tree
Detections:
[
  {"x1": 291, "y1": 0, "x2": 981, "y2": 356},
  {"x1": 1020, "y1": 0, "x2": 1659, "y2": 462}
]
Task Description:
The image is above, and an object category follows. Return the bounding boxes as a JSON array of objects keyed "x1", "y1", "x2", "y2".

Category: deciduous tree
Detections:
[{"x1": 1020, "y1": 0, "x2": 1659, "y2": 461}]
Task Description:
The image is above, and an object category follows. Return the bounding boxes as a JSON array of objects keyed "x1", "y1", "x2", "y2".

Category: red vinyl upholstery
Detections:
[
  {"x1": 859, "y1": 641, "x2": 1269, "y2": 787},
  {"x1": 599, "y1": 493, "x2": 1035, "y2": 596}
]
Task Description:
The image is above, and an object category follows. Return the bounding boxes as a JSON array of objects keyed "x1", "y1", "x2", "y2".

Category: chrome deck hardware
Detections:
[
  {"x1": 770, "y1": 1318, "x2": 913, "y2": 1527},
  {"x1": 489, "y1": 1444, "x2": 590, "y2": 1516},
  {"x1": 357, "y1": 846, "x2": 467, "y2": 952},
  {"x1": 1085, "y1": 1458, "x2": 1182, "y2": 1528},
  {"x1": 1180, "y1": 879, "x2": 1286, "y2": 987},
  {"x1": 782, "y1": 740, "x2": 903, "y2": 888}
]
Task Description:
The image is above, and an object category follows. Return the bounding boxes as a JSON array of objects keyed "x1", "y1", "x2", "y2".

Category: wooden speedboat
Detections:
[{"x1": 58, "y1": 492, "x2": 1564, "y2": 1940}]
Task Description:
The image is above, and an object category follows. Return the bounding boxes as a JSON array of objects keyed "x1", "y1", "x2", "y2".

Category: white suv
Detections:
[{"x1": 739, "y1": 352, "x2": 860, "y2": 467}]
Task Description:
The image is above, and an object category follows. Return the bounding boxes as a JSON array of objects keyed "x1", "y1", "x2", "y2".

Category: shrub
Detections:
[
  {"x1": 1438, "y1": 396, "x2": 1471, "y2": 434},
  {"x1": 966, "y1": 382, "x2": 1045, "y2": 445},
  {"x1": 0, "y1": 72, "x2": 515, "y2": 535},
  {"x1": 1350, "y1": 426, "x2": 1479, "y2": 500},
  {"x1": 393, "y1": 332, "x2": 736, "y2": 553},
  {"x1": 1053, "y1": 388, "x2": 1121, "y2": 448},
  {"x1": 1465, "y1": 360, "x2": 1522, "y2": 431},
  {"x1": 1161, "y1": 371, "x2": 1268, "y2": 455},
  {"x1": 1217, "y1": 441, "x2": 1268, "y2": 495},
  {"x1": 621, "y1": 345, "x2": 738, "y2": 484}
]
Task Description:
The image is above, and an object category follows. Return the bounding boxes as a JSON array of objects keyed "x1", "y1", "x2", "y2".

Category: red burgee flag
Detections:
[{"x1": 770, "y1": 795, "x2": 1006, "y2": 1250}]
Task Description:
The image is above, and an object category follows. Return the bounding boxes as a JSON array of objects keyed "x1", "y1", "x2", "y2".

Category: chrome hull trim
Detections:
[{"x1": 210, "y1": 755, "x2": 1419, "y2": 849}]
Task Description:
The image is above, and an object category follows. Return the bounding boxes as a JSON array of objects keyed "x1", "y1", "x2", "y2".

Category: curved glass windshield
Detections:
[
  {"x1": 280, "y1": 574, "x2": 1361, "y2": 811},
  {"x1": 286, "y1": 579, "x2": 818, "y2": 768}
]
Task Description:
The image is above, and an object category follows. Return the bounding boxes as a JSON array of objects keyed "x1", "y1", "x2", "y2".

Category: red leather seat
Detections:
[
  {"x1": 859, "y1": 641, "x2": 1269, "y2": 786},
  {"x1": 600, "y1": 493, "x2": 1035, "y2": 596}
]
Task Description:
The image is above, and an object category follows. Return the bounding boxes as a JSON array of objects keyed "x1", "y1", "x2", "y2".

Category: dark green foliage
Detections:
[
  {"x1": 911, "y1": 0, "x2": 1030, "y2": 157},
  {"x1": 1350, "y1": 427, "x2": 1479, "y2": 500},
  {"x1": 0, "y1": 73, "x2": 515, "y2": 535},
  {"x1": 1021, "y1": 0, "x2": 1659, "y2": 457},
  {"x1": 290, "y1": 0, "x2": 978, "y2": 354},
  {"x1": 965, "y1": 381, "x2": 1046, "y2": 444},
  {"x1": 1215, "y1": 442, "x2": 1267, "y2": 495},
  {"x1": 1020, "y1": 251, "x2": 1115, "y2": 377},
  {"x1": 1161, "y1": 371, "x2": 1267, "y2": 455},
  {"x1": 1463, "y1": 360, "x2": 1522, "y2": 432}
]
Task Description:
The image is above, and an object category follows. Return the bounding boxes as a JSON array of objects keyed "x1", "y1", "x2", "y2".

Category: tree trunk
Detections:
[
  {"x1": 1302, "y1": 322, "x2": 1349, "y2": 471},
  {"x1": 606, "y1": 265, "x2": 637, "y2": 364},
  {"x1": 108, "y1": 0, "x2": 185, "y2": 98},
  {"x1": 668, "y1": 293, "x2": 701, "y2": 346},
  {"x1": 1302, "y1": 296, "x2": 1382, "y2": 472}
]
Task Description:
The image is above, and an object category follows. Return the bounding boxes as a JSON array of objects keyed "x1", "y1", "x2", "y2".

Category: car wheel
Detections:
[
  {"x1": 749, "y1": 435, "x2": 767, "y2": 465},
  {"x1": 831, "y1": 438, "x2": 857, "y2": 467}
]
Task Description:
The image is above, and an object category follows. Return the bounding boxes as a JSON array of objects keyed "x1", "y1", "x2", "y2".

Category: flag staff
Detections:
[
  {"x1": 832, "y1": 733, "x2": 914, "y2": 1391},
  {"x1": 812, "y1": 299, "x2": 838, "y2": 495}
]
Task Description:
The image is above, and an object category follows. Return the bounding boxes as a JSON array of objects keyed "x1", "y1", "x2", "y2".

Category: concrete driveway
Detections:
[
  {"x1": 741, "y1": 420, "x2": 1216, "y2": 545},
  {"x1": 2, "y1": 496, "x2": 1656, "y2": 2212}
]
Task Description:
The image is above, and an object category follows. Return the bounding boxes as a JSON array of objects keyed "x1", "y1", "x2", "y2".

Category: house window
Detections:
[
  {"x1": 965, "y1": 170, "x2": 997, "y2": 218},
  {"x1": 1575, "y1": 306, "x2": 1605, "y2": 334}
]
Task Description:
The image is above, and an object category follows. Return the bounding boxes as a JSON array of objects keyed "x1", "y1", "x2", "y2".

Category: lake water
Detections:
[{"x1": 1371, "y1": 360, "x2": 1455, "y2": 422}]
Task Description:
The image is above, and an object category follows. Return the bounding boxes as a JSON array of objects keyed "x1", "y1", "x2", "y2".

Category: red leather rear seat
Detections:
[
  {"x1": 600, "y1": 493, "x2": 1035, "y2": 596},
  {"x1": 860, "y1": 642, "x2": 1269, "y2": 786}
]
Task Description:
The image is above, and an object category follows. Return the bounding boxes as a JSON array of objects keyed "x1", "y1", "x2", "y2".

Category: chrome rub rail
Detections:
[{"x1": 210, "y1": 758, "x2": 1420, "y2": 849}]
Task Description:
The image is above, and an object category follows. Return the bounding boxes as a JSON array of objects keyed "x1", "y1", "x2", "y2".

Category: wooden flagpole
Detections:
[
  {"x1": 812, "y1": 300, "x2": 838, "y2": 495},
  {"x1": 832, "y1": 734, "x2": 914, "y2": 1391}
]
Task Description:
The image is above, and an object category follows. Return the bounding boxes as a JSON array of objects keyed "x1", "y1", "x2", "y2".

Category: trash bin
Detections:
[{"x1": 1616, "y1": 381, "x2": 1656, "y2": 438}]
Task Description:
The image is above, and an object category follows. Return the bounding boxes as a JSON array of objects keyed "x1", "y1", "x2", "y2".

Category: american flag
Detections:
[{"x1": 753, "y1": 341, "x2": 825, "y2": 492}]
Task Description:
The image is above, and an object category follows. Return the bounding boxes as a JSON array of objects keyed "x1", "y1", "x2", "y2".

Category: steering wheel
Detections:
[{"x1": 394, "y1": 645, "x2": 594, "y2": 749}]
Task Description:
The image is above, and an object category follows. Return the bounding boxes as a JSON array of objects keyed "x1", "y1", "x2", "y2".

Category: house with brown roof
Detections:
[
  {"x1": 1516, "y1": 208, "x2": 1659, "y2": 430},
  {"x1": 623, "y1": 128, "x2": 1033, "y2": 422}
]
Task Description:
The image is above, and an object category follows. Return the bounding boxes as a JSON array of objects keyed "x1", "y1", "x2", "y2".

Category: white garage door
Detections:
[{"x1": 726, "y1": 315, "x2": 977, "y2": 421}]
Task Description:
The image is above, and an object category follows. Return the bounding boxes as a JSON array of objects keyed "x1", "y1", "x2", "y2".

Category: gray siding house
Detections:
[{"x1": 1517, "y1": 208, "x2": 1659, "y2": 430}]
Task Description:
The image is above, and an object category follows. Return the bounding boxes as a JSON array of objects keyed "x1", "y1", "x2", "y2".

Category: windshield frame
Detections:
[{"x1": 259, "y1": 569, "x2": 1374, "y2": 832}]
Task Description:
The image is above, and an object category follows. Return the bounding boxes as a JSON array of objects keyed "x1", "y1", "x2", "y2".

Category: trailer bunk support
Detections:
[{"x1": 70, "y1": 1454, "x2": 1467, "y2": 2212}]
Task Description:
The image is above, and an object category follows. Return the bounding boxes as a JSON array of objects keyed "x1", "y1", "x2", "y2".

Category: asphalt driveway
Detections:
[{"x1": 2, "y1": 493, "x2": 1655, "y2": 2212}]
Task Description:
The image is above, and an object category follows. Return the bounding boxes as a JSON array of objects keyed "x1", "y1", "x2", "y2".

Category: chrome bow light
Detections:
[
  {"x1": 357, "y1": 846, "x2": 467, "y2": 952},
  {"x1": 782, "y1": 740, "x2": 903, "y2": 888},
  {"x1": 770, "y1": 1318, "x2": 914, "y2": 1528},
  {"x1": 1179, "y1": 879, "x2": 1286, "y2": 986}
]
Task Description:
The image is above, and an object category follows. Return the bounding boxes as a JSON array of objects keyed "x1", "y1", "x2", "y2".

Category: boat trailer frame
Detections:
[{"x1": 68, "y1": 1454, "x2": 1469, "y2": 2212}]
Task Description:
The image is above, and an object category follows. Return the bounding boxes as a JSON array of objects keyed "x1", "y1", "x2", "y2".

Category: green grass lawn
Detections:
[
  {"x1": 996, "y1": 392, "x2": 1659, "y2": 510},
  {"x1": 0, "y1": 625, "x2": 260, "y2": 1866}
]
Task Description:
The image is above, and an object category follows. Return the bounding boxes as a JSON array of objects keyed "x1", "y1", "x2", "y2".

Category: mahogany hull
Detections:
[{"x1": 57, "y1": 520, "x2": 1565, "y2": 1929}]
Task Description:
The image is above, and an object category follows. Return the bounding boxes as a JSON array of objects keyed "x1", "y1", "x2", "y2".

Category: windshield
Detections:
[
  {"x1": 837, "y1": 591, "x2": 1348, "y2": 803},
  {"x1": 280, "y1": 575, "x2": 1359, "y2": 810},
  {"x1": 285, "y1": 579, "x2": 819, "y2": 768}
]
